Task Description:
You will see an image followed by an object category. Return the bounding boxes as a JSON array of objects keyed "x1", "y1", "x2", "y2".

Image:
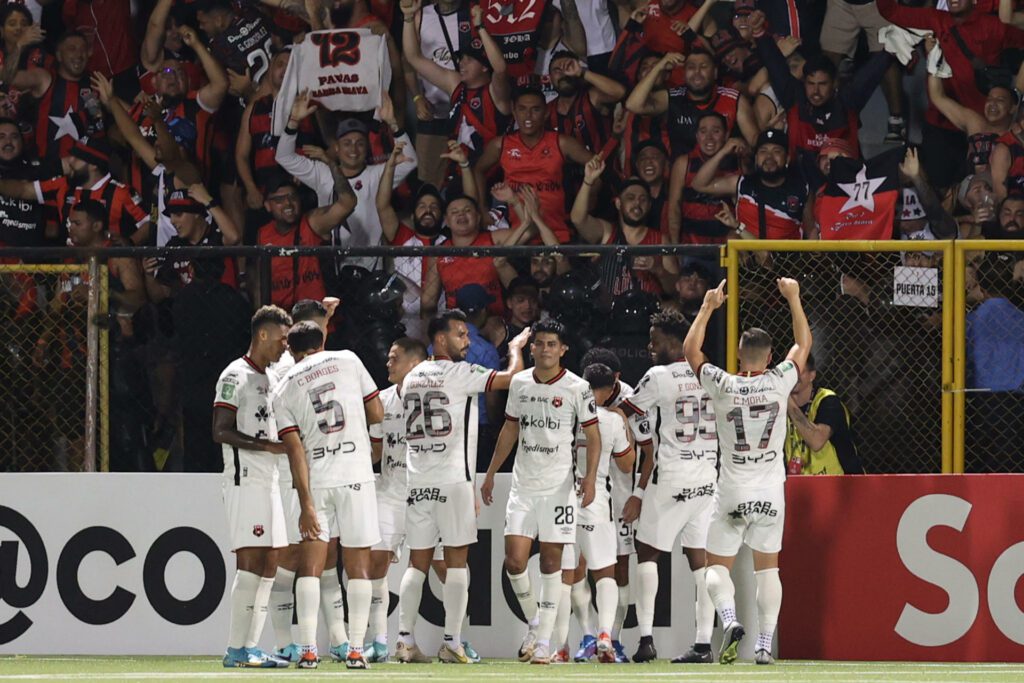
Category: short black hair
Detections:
[
  {"x1": 70, "y1": 199, "x2": 108, "y2": 227},
  {"x1": 583, "y1": 363, "x2": 616, "y2": 390},
  {"x1": 619, "y1": 176, "x2": 651, "y2": 197},
  {"x1": 581, "y1": 347, "x2": 621, "y2": 374},
  {"x1": 428, "y1": 309, "x2": 468, "y2": 341},
  {"x1": 740, "y1": 327, "x2": 773, "y2": 353},
  {"x1": 697, "y1": 110, "x2": 728, "y2": 130},
  {"x1": 251, "y1": 305, "x2": 292, "y2": 338},
  {"x1": 391, "y1": 336, "x2": 428, "y2": 361},
  {"x1": 550, "y1": 49, "x2": 580, "y2": 64},
  {"x1": 531, "y1": 318, "x2": 568, "y2": 345},
  {"x1": 57, "y1": 30, "x2": 88, "y2": 47},
  {"x1": 198, "y1": 0, "x2": 233, "y2": 14},
  {"x1": 0, "y1": 117, "x2": 20, "y2": 131},
  {"x1": 514, "y1": 86, "x2": 546, "y2": 104},
  {"x1": 650, "y1": 309, "x2": 690, "y2": 341},
  {"x1": 291, "y1": 299, "x2": 327, "y2": 324},
  {"x1": 287, "y1": 320, "x2": 323, "y2": 354},
  {"x1": 0, "y1": 4, "x2": 32, "y2": 26},
  {"x1": 803, "y1": 54, "x2": 837, "y2": 80}
]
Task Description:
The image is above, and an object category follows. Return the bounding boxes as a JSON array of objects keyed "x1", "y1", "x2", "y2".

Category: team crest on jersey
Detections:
[
  {"x1": 509, "y1": 148, "x2": 522, "y2": 159},
  {"x1": 252, "y1": 525, "x2": 264, "y2": 537},
  {"x1": 354, "y1": 180, "x2": 363, "y2": 191},
  {"x1": 552, "y1": 396, "x2": 562, "y2": 408},
  {"x1": 255, "y1": 406, "x2": 269, "y2": 422},
  {"x1": 459, "y1": 21, "x2": 471, "y2": 32},
  {"x1": 587, "y1": 399, "x2": 597, "y2": 413},
  {"x1": 542, "y1": 146, "x2": 551, "y2": 156},
  {"x1": 221, "y1": 384, "x2": 235, "y2": 400},
  {"x1": 786, "y1": 196, "x2": 801, "y2": 213},
  {"x1": 470, "y1": 97, "x2": 481, "y2": 109}
]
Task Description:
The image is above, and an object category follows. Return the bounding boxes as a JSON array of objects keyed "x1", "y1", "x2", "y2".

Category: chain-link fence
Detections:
[
  {"x1": 727, "y1": 242, "x2": 953, "y2": 474},
  {"x1": 0, "y1": 264, "x2": 106, "y2": 472},
  {"x1": 956, "y1": 241, "x2": 1024, "y2": 474}
]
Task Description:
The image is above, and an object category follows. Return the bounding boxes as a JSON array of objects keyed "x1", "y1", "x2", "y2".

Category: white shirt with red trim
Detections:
[
  {"x1": 506, "y1": 367, "x2": 598, "y2": 496},
  {"x1": 624, "y1": 361, "x2": 717, "y2": 488},
  {"x1": 268, "y1": 350, "x2": 296, "y2": 485},
  {"x1": 214, "y1": 356, "x2": 281, "y2": 488},
  {"x1": 699, "y1": 361, "x2": 798, "y2": 489},
  {"x1": 374, "y1": 384, "x2": 409, "y2": 503},
  {"x1": 401, "y1": 358, "x2": 496, "y2": 486},
  {"x1": 575, "y1": 407, "x2": 631, "y2": 523},
  {"x1": 271, "y1": 350, "x2": 379, "y2": 489}
]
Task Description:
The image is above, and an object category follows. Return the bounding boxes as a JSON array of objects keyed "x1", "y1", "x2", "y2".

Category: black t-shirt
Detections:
[
  {"x1": 0, "y1": 158, "x2": 55, "y2": 247},
  {"x1": 810, "y1": 392, "x2": 863, "y2": 474},
  {"x1": 208, "y1": 8, "x2": 273, "y2": 81}
]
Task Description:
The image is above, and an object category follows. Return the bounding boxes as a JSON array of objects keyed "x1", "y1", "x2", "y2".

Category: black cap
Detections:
[
  {"x1": 755, "y1": 129, "x2": 788, "y2": 152},
  {"x1": 415, "y1": 182, "x2": 443, "y2": 205},
  {"x1": 336, "y1": 118, "x2": 368, "y2": 139}
]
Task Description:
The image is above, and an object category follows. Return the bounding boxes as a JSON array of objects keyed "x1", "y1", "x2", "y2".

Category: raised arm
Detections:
[
  {"x1": 474, "y1": 5, "x2": 512, "y2": 110},
  {"x1": 401, "y1": 0, "x2": 460, "y2": 96},
  {"x1": 236, "y1": 100, "x2": 261, "y2": 210},
  {"x1": 375, "y1": 143, "x2": 409, "y2": 242},
  {"x1": 691, "y1": 138, "x2": 744, "y2": 196},
  {"x1": 624, "y1": 52, "x2": 680, "y2": 115},
  {"x1": 926, "y1": 71, "x2": 979, "y2": 134},
  {"x1": 778, "y1": 277, "x2": 812, "y2": 370},
  {"x1": 901, "y1": 147, "x2": 958, "y2": 239},
  {"x1": 190, "y1": 183, "x2": 240, "y2": 245},
  {"x1": 667, "y1": 155, "x2": 689, "y2": 244},
  {"x1": 481, "y1": 327, "x2": 532, "y2": 390},
  {"x1": 276, "y1": 89, "x2": 335, "y2": 205},
  {"x1": 141, "y1": 0, "x2": 174, "y2": 72},
  {"x1": 751, "y1": 12, "x2": 799, "y2": 109},
  {"x1": 684, "y1": 279, "x2": 726, "y2": 373},
  {"x1": 571, "y1": 156, "x2": 612, "y2": 244},
  {"x1": 473, "y1": 136, "x2": 503, "y2": 212},
  {"x1": 179, "y1": 26, "x2": 228, "y2": 113}
]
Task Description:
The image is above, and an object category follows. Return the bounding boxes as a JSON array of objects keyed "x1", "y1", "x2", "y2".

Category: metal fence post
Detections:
[
  {"x1": 84, "y1": 255, "x2": 100, "y2": 473},
  {"x1": 941, "y1": 241, "x2": 955, "y2": 474}
]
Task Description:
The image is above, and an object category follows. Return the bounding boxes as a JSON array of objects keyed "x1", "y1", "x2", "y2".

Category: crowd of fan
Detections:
[{"x1": 0, "y1": 0, "x2": 1022, "y2": 471}]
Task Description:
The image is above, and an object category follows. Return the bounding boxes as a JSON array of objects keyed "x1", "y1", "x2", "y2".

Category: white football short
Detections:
[
  {"x1": 609, "y1": 470, "x2": 637, "y2": 556},
  {"x1": 576, "y1": 518, "x2": 617, "y2": 571},
  {"x1": 311, "y1": 481, "x2": 381, "y2": 547},
  {"x1": 635, "y1": 481, "x2": 715, "y2": 553},
  {"x1": 505, "y1": 480, "x2": 577, "y2": 545},
  {"x1": 705, "y1": 483, "x2": 786, "y2": 556},
  {"x1": 405, "y1": 480, "x2": 478, "y2": 549},
  {"x1": 372, "y1": 493, "x2": 407, "y2": 555},
  {"x1": 279, "y1": 486, "x2": 302, "y2": 545},
  {"x1": 223, "y1": 482, "x2": 288, "y2": 551}
]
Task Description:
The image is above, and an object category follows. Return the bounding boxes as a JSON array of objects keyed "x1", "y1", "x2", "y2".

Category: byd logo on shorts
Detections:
[
  {"x1": 0, "y1": 506, "x2": 225, "y2": 644},
  {"x1": 895, "y1": 494, "x2": 1024, "y2": 647}
]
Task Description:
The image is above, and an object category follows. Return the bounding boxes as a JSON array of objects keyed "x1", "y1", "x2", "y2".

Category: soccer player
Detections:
[
  {"x1": 619, "y1": 309, "x2": 718, "y2": 664},
  {"x1": 365, "y1": 337, "x2": 428, "y2": 663},
  {"x1": 396, "y1": 310, "x2": 531, "y2": 664},
  {"x1": 571, "y1": 363, "x2": 636, "y2": 662},
  {"x1": 481, "y1": 319, "x2": 602, "y2": 664},
  {"x1": 272, "y1": 322, "x2": 385, "y2": 669},
  {"x1": 212, "y1": 305, "x2": 293, "y2": 668},
  {"x1": 266, "y1": 298, "x2": 344, "y2": 664},
  {"x1": 683, "y1": 278, "x2": 812, "y2": 665}
]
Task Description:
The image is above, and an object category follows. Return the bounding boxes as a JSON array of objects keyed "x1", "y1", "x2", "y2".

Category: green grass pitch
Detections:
[{"x1": 1, "y1": 657, "x2": 1023, "y2": 682}]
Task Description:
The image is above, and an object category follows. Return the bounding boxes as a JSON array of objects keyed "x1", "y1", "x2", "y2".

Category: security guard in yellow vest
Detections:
[{"x1": 785, "y1": 354, "x2": 863, "y2": 475}]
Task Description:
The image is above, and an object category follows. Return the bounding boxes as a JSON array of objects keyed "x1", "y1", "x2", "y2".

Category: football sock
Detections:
[
  {"x1": 244, "y1": 576, "x2": 274, "y2": 648},
  {"x1": 346, "y1": 578, "x2": 372, "y2": 654},
  {"x1": 443, "y1": 567, "x2": 469, "y2": 645},
  {"x1": 553, "y1": 582, "x2": 572, "y2": 652},
  {"x1": 694, "y1": 567, "x2": 715, "y2": 644},
  {"x1": 227, "y1": 570, "x2": 260, "y2": 650},
  {"x1": 320, "y1": 568, "x2": 348, "y2": 646},
  {"x1": 570, "y1": 577, "x2": 596, "y2": 637},
  {"x1": 370, "y1": 577, "x2": 389, "y2": 646},
  {"x1": 636, "y1": 561, "x2": 658, "y2": 638},
  {"x1": 398, "y1": 567, "x2": 426, "y2": 644},
  {"x1": 508, "y1": 569, "x2": 538, "y2": 623},
  {"x1": 705, "y1": 564, "x2": 738, "y2": 626},
  {"x1": 269, "y1": 568, "x2": 296, "y2": 649},
  {"x1": 612, "y1": 583, "x2": 629, "y2": 640},
  {"x1": 755, "y1": 568, "x2": 782, "y2": 651},
  {"x1": 295, "y1": 576, "x2": 320, "y2": 647},
  {"x1": 535, "y1": 572, "x2": 562, "y2": 646},
  {"x1": 595, "y1": 576, "x2": 618, "y2": 634}
]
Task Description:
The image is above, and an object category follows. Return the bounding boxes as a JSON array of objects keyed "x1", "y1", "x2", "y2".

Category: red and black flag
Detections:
[{"x1": 815, "y1": 149, "x2": 902, "y2": 240}]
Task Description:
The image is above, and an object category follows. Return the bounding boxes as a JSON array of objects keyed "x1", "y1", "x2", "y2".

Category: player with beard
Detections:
[
  {"x1": 329, "y1": 0, "x2": 406, "y2": 127},
  {"x1": 691, "y1": 129, "x2": 813, "y2": 240},
  {"x1": 0, "y1": 118, "x2": 51, "y2": 247},
  {"x1": 402, "y1": 1, "x2": 510, "y2": 161},
  {"x1": 0, "y1": 137, "x2": 150, "y2": 245},
  {"x1": 572, "y1": 157, "x2": 677, "y2": 297},
  {"x1": 546, "y1": 50, "x2": 625, "y2": 154},
  {"x1": 668, "y1": 111, "x2": 744, "y2": 245},
  {"x1": 626, "y1": 48, "x2": 759, "y2": 159},
  {"x1": 475, "y1": 87, "x2": 595, "y2": 244}
]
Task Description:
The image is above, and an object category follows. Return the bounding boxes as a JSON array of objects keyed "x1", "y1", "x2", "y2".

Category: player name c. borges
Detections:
[{"x1": 296, "y1": 363, "x2": 339, "y2": 386}]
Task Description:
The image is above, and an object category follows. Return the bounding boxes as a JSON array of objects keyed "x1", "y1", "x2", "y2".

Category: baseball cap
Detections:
[
  {"x1": 734, "y1": 0, "x2": 756, "y2": 16},
  {"x1": 455, "y1": 283, "x2": 496, "y2": 312},
  {"x1": 817, "y1": 137, "x2": 855, "y2": 159},
  {"x1": 415, "y1": 182, "x2": 443, "y2": 205},
  {"x1": 336, "y1": 118, "x2": 368, "y2": 139},
  {"x1": 710, "y1": 27, "x2": 745, "y2": 60},
  {"x1": 957, "y1": 172, "x2": 994, "y2": 208},
  {"x1": 69, "y1": 138, "x2": 112, "y2": 168},
  {"x1": 506, "y1": 275, "x2": 540, "y2": 300},
  {"x1": 755, "y1": 129, "x2": 788, "y2": 151},
  {"x1": 162, "y1": 188, "x2": 207, "y2": 216},
  {"x1": 900, "y1": 188, "x2": 926, "y2": 221}
]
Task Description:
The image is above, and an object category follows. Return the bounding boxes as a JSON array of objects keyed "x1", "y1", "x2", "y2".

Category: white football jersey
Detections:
[
  {"x1": 507, "y1": 368, "x2": 599, "y2": 496},
  {"x1": 575, "y1": 407, "x2": 631, "y2": 523},
  {"x1": 374, "y1": 384, "x2": 409, "y2": 503},
  {"x1": 268, "y1": 350, "x2": 296, "y2": 485},
  {"x1": 271, "y1": 350, "x2": 379, "y2": 488},
  {"x1": 214, "y1": 356, "x2": 280, "y2": 488},
  {"x1": 603, "y1": 380, "x2": 651, "y2": 501},
  {"x1": 624, "y1": 361, "x2": 718, "y2": 487},
  {"x1": 699, "y1": 360, "x2": 798, "y2": 489},
  {"x1": 401, "y1": 358, "x2": 496, "y2": 486}
]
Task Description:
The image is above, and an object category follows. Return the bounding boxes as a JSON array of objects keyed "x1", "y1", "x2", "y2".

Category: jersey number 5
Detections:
[{"x1": 308, "y1": 383, "x2": 345, "y2": 434}]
